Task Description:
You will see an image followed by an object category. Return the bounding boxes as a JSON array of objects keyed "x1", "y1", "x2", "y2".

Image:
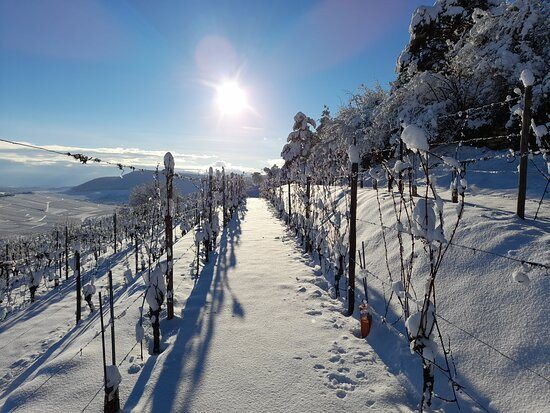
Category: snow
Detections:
[
  {"x1": 441, "y1": 156, "x2": 460, "y2": 170},
  {"x1": 393, "y1": 160, "x2": 411, "y2": 174},
  {"x1": 145, "y1": 267, "x2": 166, "y2": 311},
  {"x1": 411, "y1": 198, "x2": 444, "y2": 242},
  {"x1": 401, "y1": 125, "x2": 429, "y2": 153},
  {"x1": 275, "y1": 146, "x2": 549, "y2": 412},
  {"x1": 531, "y1": 122, "x2": 548, "y2": 141},
  {"x1": 348, "y1": 144, "x2": 359, "y2": 164},
  {"x1": 82, "y1": 283, "x2": 96, "y2": 297},
  {"x1": 391, "y1": 280, "x2": 404, "y2": 294},
  {"x1": 106, "y1": 364, "x2": 122, "y2": 392},
  {"x1": 135, "y1": 322, "x2": 144, "y2": 342},
  {"x1": 410, "y1": 6, "x2": 437, "y2": 31},
  {"x1": 520, "y1": 69, "x2": 535, "y2": 87},
  {"x1": 163, "y1": 152, "x2": 175, "y2": 171},
  {"x1": 0, "y1": 192, "x2": 114, "y2": 237},
  {"x1": 512, "y1": 270, "x2": 530, "y2": 284},
  {"x1": 405, "y1": 301, "x2": 435, "y2": 341},
  {"x1": 444, "y1": 6, "x2": 465, "y2": 17},
  {"x1": 0, "y1": 200, "x2": 415, "y2": 412},
  {"x1": 0, "y1": 147, "x2": 548, "y2": 413},
  {"x1": 30, "y1": 271, "x2": 42, "y2": 287}
]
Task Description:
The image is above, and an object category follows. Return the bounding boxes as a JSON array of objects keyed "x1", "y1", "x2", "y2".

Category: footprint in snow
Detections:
[
  {"x1": 327, "y1": 372, "x2": 356, "y2": 386},
  {"x1": 305, "y1": 310, "x2": 322, "y2": 316},
  {"x1": 309, "y1": 290, "x2": 322, "y2": 298},
  {"x1": 325, "y1": 372, "x2": 357, "y2": 397},
  {"x1": 331, "y1": 343, "x2": 346, "y2": 354},
  {"x1": 128, "y1": 363, "x2": 143, "y2": 374}
]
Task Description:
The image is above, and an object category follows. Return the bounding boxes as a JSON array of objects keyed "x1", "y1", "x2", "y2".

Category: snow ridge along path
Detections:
[{"x1": 124, "y1": 198, "x2": 413, "y2": 412}]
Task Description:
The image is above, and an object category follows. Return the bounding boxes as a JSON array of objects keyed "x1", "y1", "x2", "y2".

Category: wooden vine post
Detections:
[
  {"x1": 99, "y1": 292, "x2": 108, "y2": 410},
  {"x1": 387, "y1": 171, "x2": 393, "y2": 192},
  {"x1": 134, "y1": 225, "x2": 139, "y2": 275},
  {"x1": 451, "y1": 170, "x2": 459, "y2": 203},
  {"x1": 208, "y1": 167, "x2": 213, "y2": 255},
  {"x1": 75, "y1": 247, "x2": 81, "y2": 324},
  {"x1": 164, "y1": 152, "x2": 175, "y2": 320},
  {"x1": 113, "y1": 212, "x2": 117, "y2": 254},
  {"x1": 196, "y1": 199, "x2": 200, "y2": 277},
  {"x1": 55, "y1": 230, "x2": 59, "y2": 287},
  {"x1": 517, "y1": 77, "x2": 533, "y2": 219},
  {"x1": 222, "y1": 167, "x2": 227, "y2": 227},
  {"x1": 411, "y1": 154, "x2": 418, "y2": 196},
  {"x1": 230, "y1": 173, "x2": 234, "y2": 217},
  {"x1": 58, "y1": 250, "x2": 62, "y2": 281},
  {"x1": 348, "y1": 143, "x2": 359, "y2": 317},
  {"x1": 107, "y1": 270, "x2": 120, "y2": 411},
  {"x1": 65, "y1": 225, "x2": 69, "y2": 280}
]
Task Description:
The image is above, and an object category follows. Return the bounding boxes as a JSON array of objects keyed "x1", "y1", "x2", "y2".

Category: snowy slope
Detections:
[
  {"x1": 277, "y1": 147, "x2": 549, "y2": 413},
  {"x1": 1, "y1": 200, "x2": 416, "y2": 413},
  {"x1": 0, "y1": 192, "x2": 115, "y2": 237},
  {"x1": 0, "y1": 148, "x2": 548, "y2": 413},
  {"x1": 124, "y1": 200, "x2": 414, "y2": 412}
]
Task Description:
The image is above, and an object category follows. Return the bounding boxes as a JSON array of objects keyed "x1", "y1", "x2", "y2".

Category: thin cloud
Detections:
[
  {"x1": 0, "y1": 141, "x2": 217, "y2": 160},
  {"x1": 0, "y1": 141, "x2": 259, "y2": 175}
]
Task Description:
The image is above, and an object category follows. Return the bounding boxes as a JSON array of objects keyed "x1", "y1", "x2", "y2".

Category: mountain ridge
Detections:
[{"x1": 66, "y1": 170, "x2": 199, "y2": 203}]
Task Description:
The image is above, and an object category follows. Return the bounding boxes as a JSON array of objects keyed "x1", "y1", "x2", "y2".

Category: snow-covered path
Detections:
[
  {"x1": 1, "y1": 198, "x2": 416, "y2": 412},
  {"x1": 4, "y1": 190, "x2": 544, "y2": 412},
  {"x1": 124, "y1": 198, "x2": 413, "y2": 412}
]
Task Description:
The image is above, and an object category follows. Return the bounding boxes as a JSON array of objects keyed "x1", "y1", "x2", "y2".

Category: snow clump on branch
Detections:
[{"x1": 401, "y1": 125, "x2": 429, "y2": 153}]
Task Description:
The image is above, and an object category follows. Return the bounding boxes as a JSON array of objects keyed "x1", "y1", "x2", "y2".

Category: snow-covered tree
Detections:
[
  {"x1": 395, "y1": 0, "x2": 549, "y2": 144},
  {"x1": 281, "y1": 112, "x2": 318, "y2": 179}
]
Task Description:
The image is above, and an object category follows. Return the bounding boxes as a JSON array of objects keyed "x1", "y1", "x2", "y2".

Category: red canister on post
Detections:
[{"x1": 359, "y1": 301, "x2": 372, "y2": 338}]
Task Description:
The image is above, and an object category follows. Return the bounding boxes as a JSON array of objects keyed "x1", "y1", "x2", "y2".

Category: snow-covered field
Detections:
[
  {"x1": 352, "y1": 182, "x2": 549, "y2": 413},
  {"x1": 0, "y1": 148, "x2": 548, "y2": 413},
  {"x1": 0, "y1": 192, "x2": 115, "y2": 237},
  {"x1": 1, "y1": 200, "x2": 415, "y2": 413}
]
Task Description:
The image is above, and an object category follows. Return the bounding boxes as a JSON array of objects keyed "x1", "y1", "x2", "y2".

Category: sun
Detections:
[{"x1": 215, "y1": 81, "x2": 247, "y2": 116}]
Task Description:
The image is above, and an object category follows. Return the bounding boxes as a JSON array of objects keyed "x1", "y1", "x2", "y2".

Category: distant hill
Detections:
[{"x1": 66, "y1": 170, "x2": 198, "y2": 204}]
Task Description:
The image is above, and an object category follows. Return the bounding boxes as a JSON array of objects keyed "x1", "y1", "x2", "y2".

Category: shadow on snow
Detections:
[{"x1": 124, "y1": 204, "x2": 247, "y2": 412}]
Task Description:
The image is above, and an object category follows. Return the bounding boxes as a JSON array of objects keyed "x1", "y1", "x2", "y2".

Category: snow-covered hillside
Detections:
[
  {"x1": 0, "y1": 192, "x2": 115, "y2": 237},
  {"x1": 271, "y1": 146, "x2": 549, "y2": 412},
  {"x1": 0, "y1": 146, "x2": 547, "y2": 412}
]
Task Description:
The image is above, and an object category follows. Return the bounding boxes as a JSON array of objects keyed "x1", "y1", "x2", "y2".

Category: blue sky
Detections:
[{"x1": 0, "y1": 0, "x2": 428, "y2": 187}]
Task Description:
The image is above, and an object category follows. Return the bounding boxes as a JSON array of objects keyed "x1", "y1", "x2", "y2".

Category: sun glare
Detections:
[{"x1": 216, "y1": 81, "x2": 247, "y2": 116}]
